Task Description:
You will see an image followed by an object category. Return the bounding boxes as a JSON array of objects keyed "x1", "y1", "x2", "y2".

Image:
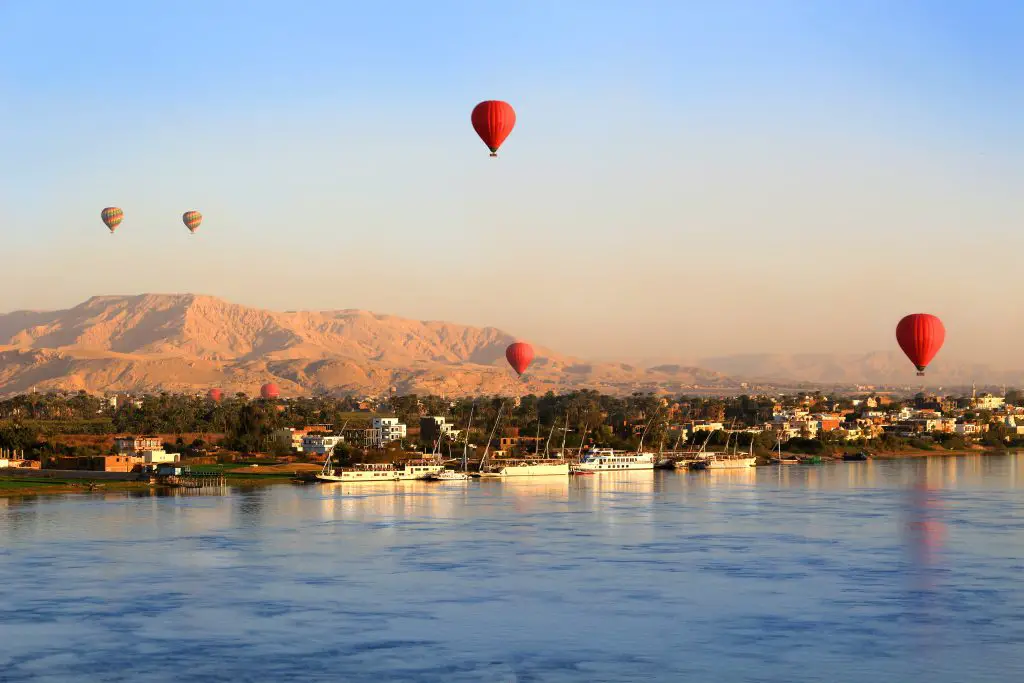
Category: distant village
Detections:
[{"x1": 1, "y1": 384, "x2": 1022, "y2": 476}]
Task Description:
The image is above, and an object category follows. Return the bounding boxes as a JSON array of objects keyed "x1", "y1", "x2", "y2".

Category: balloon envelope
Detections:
[
  {"x1": 471, "y1": 100, "x2": 516, "y2": 156},
  {"x1": 260, "y1": 383, "x2": 280, "y2": 399},
  {"x1": 896, "y1": 313, "x2": 945, "y2": 375},
  {"x1": 505, "y1": 342, "x2": 535, "y2": 376},
  {"x1": 182, "y1": 210, "x2": 202, "y2": 234},
  {"x1": 207, "y1": 388, "x2": 223, "y2": 402},
  {"x1": 101, "y1": 207, "x2": 124, "y2": 233}
]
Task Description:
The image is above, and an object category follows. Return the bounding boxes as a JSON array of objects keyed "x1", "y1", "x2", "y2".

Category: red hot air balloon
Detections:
[
  {"x1": 896, "y1": 313, "x2": 945, "y2": 376},
  {"x1": 101, "y1": 207, "x2": 124, "y2": 234},
  {"x1": 207, "y1": 388, "x2": 223, "y2": 402},
  {"x1": 505, "y1": 342, "x2": 535, "y2": 377},
  {"x1": 182, "y1": 210, "x2": 202, "y2": 234},
  {"x1": 260, "y1": 383, "x2": 280, "y2": 399},
  {"x1": 471, "y1": 100, "x2": 516, "y2": 157}
]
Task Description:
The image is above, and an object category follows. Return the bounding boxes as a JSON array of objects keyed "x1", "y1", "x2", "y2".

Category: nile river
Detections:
[{"x1": 2, "y1": 455, "x2": 1023, "y2": 682}]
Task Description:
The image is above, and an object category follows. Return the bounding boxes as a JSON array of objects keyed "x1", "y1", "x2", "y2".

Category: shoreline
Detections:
[
  {"x1": 1, "y1": 449, "x2": 1017, "y2": 498},
  {"x1": 0, "y1": 471, "x2": 299, "y2": 499}
]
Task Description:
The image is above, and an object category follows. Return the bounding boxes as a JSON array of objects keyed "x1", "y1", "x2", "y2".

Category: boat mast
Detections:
[
  {"x1": 544, "y1": 419, "x2": 557, "y2": 458},
  {"x1": 637, "y1": 407, "x2": 661, "y2": 453},
  {"x1": 462, "y1": 403, "x2": 475, "y2": 473},
  {"x1": 560, "y1": 411, "x2": 569, "y2": 457},
  {"x1": 577, "y1": 422, "x2": 590, "y2": 458},
  {"x1": 479, "y1": 400, "x2": 505, "y2": 471}
]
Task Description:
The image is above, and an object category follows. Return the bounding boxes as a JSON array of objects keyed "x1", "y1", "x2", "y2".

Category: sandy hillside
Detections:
[{"x1": 0, "y1": 294, "x2": 730, "y2": 397}]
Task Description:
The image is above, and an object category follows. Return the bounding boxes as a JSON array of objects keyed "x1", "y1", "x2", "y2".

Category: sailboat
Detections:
[
  {"x1": 771, "y1": 434, "x2": 799, "y2": 465},
  {"x1": 704, "y1": 427, "x2": 757, "y2": 469},
  {"x1": 477, "y1": 403, "x2": 569, "y2": 478},
  {"x1": 428, "y1": 404, "x2": 473, "y2": 481}
]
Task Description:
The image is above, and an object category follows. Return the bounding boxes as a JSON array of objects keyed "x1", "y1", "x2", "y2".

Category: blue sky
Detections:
[{"x1": 1, "y1": 1, "x2": 1021, "y2": 364}]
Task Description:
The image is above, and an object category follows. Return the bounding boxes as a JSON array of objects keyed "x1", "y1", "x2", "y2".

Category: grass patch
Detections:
[
  {"x1": 224, "y1": 471, "x2": 296, "y2": 479},
  {"x1": 189, "y1": 464, "x2": 227, "y2": 473},
  {"x1": 0, "y1": 479, "x2": 75, "y2": 490}
]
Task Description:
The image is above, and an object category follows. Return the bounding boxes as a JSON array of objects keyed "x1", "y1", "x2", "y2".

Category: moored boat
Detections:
[
  {"x1": 427, "y1": 469, "x2": 471, "y2": 481},
  {"x1": 705, "y1": 454, "x2": 757, "y2": 469},
  {"x1": 316, "y1": 456, "x2": 444, "y2": 483},
  {"x1": 479, "y1": 459, "x2": 570, "y2": 477},
  {"x1": 570, "y1": 449, "x2": 655, "y2": 473}
]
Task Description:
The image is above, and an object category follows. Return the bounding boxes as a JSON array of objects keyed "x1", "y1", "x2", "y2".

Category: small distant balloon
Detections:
[
  {"x1": 505, "y1": 342, "x2": 535, "y2": 377},
  {"x1": 896, "y1": 313, "x2": 945, "y2": 376},
  {"x1": 471, "y1": 100, "x2": 516, "y2": 157},
  {"x1": 101, "y1": 207, "x2": 124, "y2": 234},
  {"x1": 207, "y1": 388, "x2": 223, "y2": 402},
  {"x1": 260, "y1": 383, "x2": 280, "y2": 399},
  {"x1": 182, "y1": 210, "x2": 202, "y2": 234}
]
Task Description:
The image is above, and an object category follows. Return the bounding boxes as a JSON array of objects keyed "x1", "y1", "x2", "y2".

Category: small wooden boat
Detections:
[{"x1": 842, "y1": 451, "x2": 870, "y2": 462}]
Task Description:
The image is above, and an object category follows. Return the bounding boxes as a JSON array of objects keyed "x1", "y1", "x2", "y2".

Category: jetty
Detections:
[{"x1": 152, "y1": 465, "x2": 225, "y2": 489}]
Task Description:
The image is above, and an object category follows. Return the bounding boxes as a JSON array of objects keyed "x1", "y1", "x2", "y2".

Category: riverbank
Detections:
[
  {"x1": 2, "y1": 451, "x2": 1016, "y2": 498},
  {"x1": 0, "y1": 467, "x2": 312, "y2": 498}
]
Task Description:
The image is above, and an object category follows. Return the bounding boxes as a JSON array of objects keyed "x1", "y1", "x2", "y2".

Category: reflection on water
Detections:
[{"x1": 0, "y1": 454, "x2": 1022, "y2": 682}]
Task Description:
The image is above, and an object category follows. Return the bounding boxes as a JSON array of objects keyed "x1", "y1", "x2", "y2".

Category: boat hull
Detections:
[
  {"x1": 480, "y1": 463, "x2": 569, "y2": 477},
  {"x1": 706, "y1": 457, "x2": 756, "y2": 470},
  {"x1": 317, "y1": 465, "x2": 444, "y2": 483}
]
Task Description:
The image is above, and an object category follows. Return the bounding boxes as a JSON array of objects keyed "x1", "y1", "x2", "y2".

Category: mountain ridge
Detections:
[{"x1": 0, "y1": 294, "x2": 729, "y2": 397}]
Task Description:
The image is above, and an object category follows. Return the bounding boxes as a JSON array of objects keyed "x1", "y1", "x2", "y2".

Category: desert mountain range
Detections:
[
  {"x1": 0, "y1": 294, "x2": 1018, "y2": 397},
  {"x1": 0, "y1": 294, "x2": 730, "y2": 397}
]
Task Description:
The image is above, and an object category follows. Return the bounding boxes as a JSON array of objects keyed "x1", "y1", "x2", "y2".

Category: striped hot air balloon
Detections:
[
  {"x1": 471, "y1": 101, "x2": 516, "y2": 157},
  {"x1": 101, "y1": 207, "x2": 124, "y2": 234},
  {"x1": 182, "y1": 210, "x2": 202, "y2": 234}
]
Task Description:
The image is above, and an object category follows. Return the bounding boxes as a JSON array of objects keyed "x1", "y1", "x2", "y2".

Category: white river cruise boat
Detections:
[
  {"x1": 570, "y1": 449, "x2": 656, "y2": 473},
  {"x1": 316, "y1": 455, "x2": 444, "y2": 483},
  {"x1": 704, "y1": 453, "x2": 757, "y2": 469},
  {"x1": 478, "y1": 458, "x2": 570, "y2": 477}
]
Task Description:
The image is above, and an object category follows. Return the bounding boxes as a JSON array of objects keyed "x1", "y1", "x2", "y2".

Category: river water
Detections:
[{"x1": 1, "y1": 454, "x2": 1022, "y2": 682}]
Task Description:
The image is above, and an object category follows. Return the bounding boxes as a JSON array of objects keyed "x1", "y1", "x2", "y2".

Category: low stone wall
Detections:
[{"x1": 0, "y1": 468, "x2": 146, "y2": 482}]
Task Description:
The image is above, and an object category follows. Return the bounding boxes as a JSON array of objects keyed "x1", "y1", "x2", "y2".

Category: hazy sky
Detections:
[{"x1": 1, "y1": 1, "x2": 1021, "y2": 366}]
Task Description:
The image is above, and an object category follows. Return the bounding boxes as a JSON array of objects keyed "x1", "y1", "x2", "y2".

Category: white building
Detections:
[
  {"x1": 115, "y1": 436, "x2": 163, "y2": 454},
  {"x1": 975, "y1": 394, "x2": 1005, "y2": 410},
  {"x1": 372, "y1": 417, "x2": 407, "y2": 445},
  {"x1": 139, "y1": 449, "x2": 180, "y2": 464},
  {"x1": 955, "y1": 422, "x2": 984, "y2": 435},
  {"x1": 420, "y1": 416, "x2": 462, "y2": 442},
  {"x1": 272, "y1": 428, "x2": 307, "y2": 453},
  {"x1": 301, "y1": 434, "x2": 344, "y2": 456}
]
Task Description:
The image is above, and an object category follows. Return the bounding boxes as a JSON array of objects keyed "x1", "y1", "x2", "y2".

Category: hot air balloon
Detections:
[
  {"x1": 471, "y1": 100, "x2": 516, "y2": 157},
  {"x1": 260, "y1": 383, "x2": 280, "y2": 399},
  {"x1": 207, "y1": 388, "x2": 224, "y2": 402},
  {"x1": 505, "y1": 342, "x2": 534, "y2": 377},
  {"x1": 101, "y1": 207, "x2": 124, "y2": 234},
  {"x1": 896, "y1": 313, "x2": 945, "y2": 376},
  {"x1": 182, "y1": 210, "x2": 202, "y2": 234}
]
